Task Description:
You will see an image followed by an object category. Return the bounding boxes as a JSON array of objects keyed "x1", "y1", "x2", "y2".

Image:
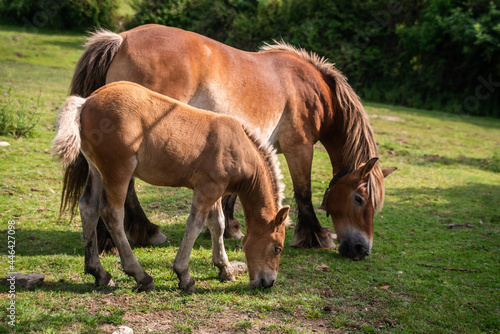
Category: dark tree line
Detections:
[{"x1": 2, "y1": 0, "x2": 499, "y2": 116}]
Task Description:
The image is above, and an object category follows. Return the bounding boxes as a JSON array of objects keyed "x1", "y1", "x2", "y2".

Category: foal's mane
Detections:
[
  {"x1": 260, "y1": 41, "x2": 385, "y2": 210},
  {"x1": 241, "y1": 126, "x2": 285, "y2": 212}
]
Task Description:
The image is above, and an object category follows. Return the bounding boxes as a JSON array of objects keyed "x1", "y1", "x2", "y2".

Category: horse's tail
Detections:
[
  {"x1": 70, "y1": 29, "x2": 123, "y2": 96},
  {"x1": 52, "y1": 96, "x2": 86, "y2": 167},
  {"x1": 61, "y1": 29, "x2": 122, "y2": 218}
]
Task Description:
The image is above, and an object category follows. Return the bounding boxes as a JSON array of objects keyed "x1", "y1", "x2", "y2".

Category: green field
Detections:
[{"x1": 0, "y1": 24, "x2": 499, "y2": 333}]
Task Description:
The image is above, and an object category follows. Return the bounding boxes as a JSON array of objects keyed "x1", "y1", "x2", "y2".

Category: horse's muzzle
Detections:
[{"x1": 338, "y1": 231, "x2": 371, "y2": 260}]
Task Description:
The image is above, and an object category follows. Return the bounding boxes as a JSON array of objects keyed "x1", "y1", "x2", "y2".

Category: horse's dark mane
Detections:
[
  {"x1": 240, "y1": 125, "x2": 285, "y2": 212},
  {"x1": 260, "y1": 41, "x2": 385, "y2": 210}
]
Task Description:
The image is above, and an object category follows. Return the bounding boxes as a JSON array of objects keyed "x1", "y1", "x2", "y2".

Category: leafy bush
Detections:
[
  {"x1": 0, "y1": 0, "x2": 120, "y2": 31},
  {"x1": 0, "y1": 92, "x2": 41, "y2": 138},
  {"x1": 130, "y1": 0, "x2": 500, "y2": 117}
]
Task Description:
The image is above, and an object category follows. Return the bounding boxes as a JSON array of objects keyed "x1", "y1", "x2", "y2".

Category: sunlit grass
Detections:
[{"x1": 0, "y1": 24, "x2": 499, "y2": 333}]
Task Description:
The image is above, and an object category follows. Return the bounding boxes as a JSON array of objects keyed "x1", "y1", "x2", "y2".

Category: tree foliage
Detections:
[
  {"x1": 0, "y1": 0, "x2": 120, "y2": 31},
  {"x1": 131, "y1": 0, "x2": 500, "y2": 116}
]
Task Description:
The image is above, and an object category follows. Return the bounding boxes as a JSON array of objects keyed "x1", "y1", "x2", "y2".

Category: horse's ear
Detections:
[
  {"x1": 382, "y1": 167, "x2": 397, "y2": 178},
  {"x1": 275, "y1": 205, "x2": 290, "y2": 228},
  {"x1": 360, "y1": 157, "x2": 379, "y2": 179}
]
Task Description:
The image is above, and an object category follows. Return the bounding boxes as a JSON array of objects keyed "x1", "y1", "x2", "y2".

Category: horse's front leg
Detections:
[
  {"x1": 283, "y1": 145, "x2": 336, "y2": 248},
  {"x1": 207, "y1": 198, "x2": 235, "y2": 282}
]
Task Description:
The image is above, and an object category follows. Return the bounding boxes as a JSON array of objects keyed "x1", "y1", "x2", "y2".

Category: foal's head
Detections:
[
  {"x1": 322, "y1": 158, "x2": 396, "y2": 260},
  {"x1": 241, "y1": 206, "x2": 289, "y2": 288}
]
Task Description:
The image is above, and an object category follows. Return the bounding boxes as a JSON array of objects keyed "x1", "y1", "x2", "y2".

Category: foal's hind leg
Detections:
[
  {"x1": 99, "y1": 172, "x2": 155, "y2": 291},
  {"x1": 80, "y1": 171, "x2": 113, "y2": 287},
  {"x1": 207, "y1": 198, "x2": 235, "y2": 282}
]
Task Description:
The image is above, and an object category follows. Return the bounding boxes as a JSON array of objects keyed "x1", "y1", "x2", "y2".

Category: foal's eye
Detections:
[
  {"x1": 274, "y1": 247, "x2": 282, "y2": 255},
  {"x1": 354, "y1": 194, "x2": 365, "y2": 206}
]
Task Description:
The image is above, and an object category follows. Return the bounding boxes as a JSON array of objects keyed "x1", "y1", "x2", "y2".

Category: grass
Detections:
[{"x1": 0, "y1": 24, "x2": 499, "y2": 333}]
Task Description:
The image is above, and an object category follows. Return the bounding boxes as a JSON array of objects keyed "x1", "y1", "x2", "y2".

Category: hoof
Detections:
[
  {"x1": 224, "y1": 216, "x2": 244, "y2": 239},
  {"x1": 178, "y1": 276, "x2": 195, "y2": 293},
  {"x1": 218, "y1": 265, "x2": 236, "y2": 282},
  {"x1": 225, "y1": 230, "x2": 244, "y2": 239},
  {"x1": 291, "y1": 227, "x2": 336, "y2": 249},
  {"x1": 136, "y1": 274, "x2": 155, "y2": 291},
  {"x1": 94, "y1": 271, "x2": 113, "y2": 287},
  {"x1": 148, "y1": 230, "x2": 167, "y2": 245}
]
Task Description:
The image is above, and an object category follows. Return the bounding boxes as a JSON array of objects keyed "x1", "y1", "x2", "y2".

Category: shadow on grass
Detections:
[
  {"x1": 415, "y1": 152, "x2": 500, "y2": 173},
  {"x1": 386, "y1": 182, "x2": 500, "y2": 226},
  {"x1": 366, "y1": 102, "x2": 500, "y2": 130}
]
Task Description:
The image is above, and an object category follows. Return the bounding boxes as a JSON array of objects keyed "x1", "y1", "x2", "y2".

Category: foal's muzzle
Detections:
[
  {"x1": 250, "y1": 271, "x2": 277, "y2": 288},
  {"x1": 338, "y1": 231, "x2": 371, "y2": 260}
]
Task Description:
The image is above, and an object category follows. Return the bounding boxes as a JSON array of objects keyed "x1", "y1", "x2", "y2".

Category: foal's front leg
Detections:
[
  {"x1": 207, "y1": 198, "x2": 235, "y2": 282},
  {"x1": 173, "y1": 192, "x2": 216, "y2": 292}
]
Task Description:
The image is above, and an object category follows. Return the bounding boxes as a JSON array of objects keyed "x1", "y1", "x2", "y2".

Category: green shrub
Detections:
[
  {"x1": 0, "y1": 0, "x2": 120, "y2": 31},
  {"x1": 0, "y1": 92, "x2": 41, "y2": 138},
  {"x1": 129, "y1": 0, "x2": 500, "y2": 117}
]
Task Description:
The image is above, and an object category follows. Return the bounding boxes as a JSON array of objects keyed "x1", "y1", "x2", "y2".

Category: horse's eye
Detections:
[
  {"x1": 354, "y1": 194, "x2": 365, "y2": 206},
  {"x1": 274, "y1": 247, "x2": 282, "y2": 255}
]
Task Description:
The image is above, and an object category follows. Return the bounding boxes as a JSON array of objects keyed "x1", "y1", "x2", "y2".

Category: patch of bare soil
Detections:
[{"x1": 100, "y1": 308, "x2": 344, "y2": 334}]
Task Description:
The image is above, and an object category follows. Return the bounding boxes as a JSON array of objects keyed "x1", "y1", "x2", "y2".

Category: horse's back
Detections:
[
  {"x1": 107, "y1": 25, "x2": 316, "y2": 138},
  {"x1": 82, "y1": 82, "x2": 256, "y2": 189}
]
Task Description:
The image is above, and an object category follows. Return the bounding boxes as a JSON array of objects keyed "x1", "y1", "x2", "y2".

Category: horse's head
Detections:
[
  {"x1": 241, "y1": 206, "x2": 289, "y2": 288},
  {"x1": 321, "y1": 158, "x2": 396, "y2": 260}
]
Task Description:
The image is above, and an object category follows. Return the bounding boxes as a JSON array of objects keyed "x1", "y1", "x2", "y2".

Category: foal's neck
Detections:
[{"x1": 236, "y1": 165, "x2": 278, "y2": 230}]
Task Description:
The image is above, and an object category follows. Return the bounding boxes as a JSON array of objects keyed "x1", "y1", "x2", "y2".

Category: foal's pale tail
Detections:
[{"x1": 52, "y1": 96, "x2": 86, "y2": 167}]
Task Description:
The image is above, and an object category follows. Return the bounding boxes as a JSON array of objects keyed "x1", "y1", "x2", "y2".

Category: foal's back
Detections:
[{"x1": 81, "y1": 81, "x2": 258, "y2": 190}]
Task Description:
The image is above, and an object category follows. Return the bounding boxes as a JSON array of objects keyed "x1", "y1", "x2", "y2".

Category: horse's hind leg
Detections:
[
  {"x1": 222, "y1": 195, "x2": 244, "y2": 239},
  {"x1": 80, "y1": 171, "x2": 113, "y2": 287},
  {"x1": 207, "y1": 198, "x2": 235, "y2": 282},
  {"x1": 97, "y1": 178, "x2": 166, "y2": 254},
  {"x1": 124, "y1": 178, "x2": 167, "y2": 245},
  {"x1": 99, "y1": 173, "x2": 155, "y2": 291}
]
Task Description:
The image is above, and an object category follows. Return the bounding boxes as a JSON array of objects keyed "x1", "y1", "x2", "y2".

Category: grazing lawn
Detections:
[{"x1": 0, "y1": 24, "x2": 499, "y2": 333}]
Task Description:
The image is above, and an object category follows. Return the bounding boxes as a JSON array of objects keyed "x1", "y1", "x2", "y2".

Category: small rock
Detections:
[
  {"x1": 315, "y1": 264, "x2": 330, "y2": 272},
  {"x1": 1, "y1": 273, "x2": 44, "y2": 288},
  {"x1": 112, "y1": 326, "x2": 134, "y2": 334},
  {"x1": 229, "y1": 261, "x2": 247, "y2": 276},
  {"x1": 0, "y1": 141, "x2": 10, "y2": 147}
]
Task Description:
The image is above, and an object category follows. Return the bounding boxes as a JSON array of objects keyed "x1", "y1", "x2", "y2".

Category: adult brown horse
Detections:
[
  {"x1": 52, "y1": 81, "x2": 289, "y2": 290},
  {"x1": 64, "y1": 24, "x2": 395, "y2": 260}
]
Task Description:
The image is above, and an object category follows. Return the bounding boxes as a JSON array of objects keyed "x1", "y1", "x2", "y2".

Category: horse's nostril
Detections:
[
  {"x1": 354, "y1": 243, "x2": 366, "y2": 254},
  {"x1": 261, "y1": 278, "x2": 275, "y2": 288}
]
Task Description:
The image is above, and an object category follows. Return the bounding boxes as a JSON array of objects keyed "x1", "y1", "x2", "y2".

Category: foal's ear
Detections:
[
  {"x1": 382, "y1": 167, "x2": 397, "y2": 178},
  {"x1": 360, "y1": 157, "x2": 379, "y2": 179},
  {"x1": 275, "y1": 205, "x2": 290, "y2": 228}
]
